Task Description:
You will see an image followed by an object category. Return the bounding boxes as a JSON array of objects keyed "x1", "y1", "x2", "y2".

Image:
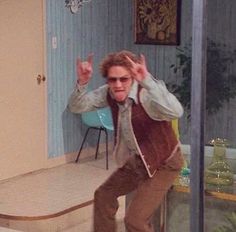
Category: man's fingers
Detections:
[
  {"x1": 139, "y1": 54, "x2": 146, "y2": 66},
  {"x1": 77, "y1": 58, "x2": 84, "y2": 75},
  {"x1": 126, "y1": 54, "x2": 146, "y2": 68},
  {"x1": 125, "y1": 55, "x2": 136, "y2": 67},
  {"x1": 76, "y1": 54, "x2": 93, "y2": 67},
  {"x1": 87, "y1": 53, "x2": 94, "y2": 65}
]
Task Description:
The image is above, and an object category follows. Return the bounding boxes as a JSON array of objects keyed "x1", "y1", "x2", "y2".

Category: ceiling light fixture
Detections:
[{"x1": 65, "y1": 0, "x2": 91, "y2": 14}]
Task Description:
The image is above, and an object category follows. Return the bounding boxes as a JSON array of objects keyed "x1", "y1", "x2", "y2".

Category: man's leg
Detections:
[
  {"x1": 93, "y1": 155, "x2": 148, "y2": 232},
  {"x1": 125, "y1": 150, "x2": 183, "y2": 232}
]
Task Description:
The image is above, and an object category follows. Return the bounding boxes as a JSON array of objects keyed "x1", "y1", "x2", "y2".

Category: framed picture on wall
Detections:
[{"x1": 134, "y1": 0, "x2": 181, "y2": 45}]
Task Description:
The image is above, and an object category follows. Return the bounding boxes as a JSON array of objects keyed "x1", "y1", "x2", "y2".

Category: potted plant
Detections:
[{"x1": 168, "y1": 38, "x2": 236, "y2": 117}]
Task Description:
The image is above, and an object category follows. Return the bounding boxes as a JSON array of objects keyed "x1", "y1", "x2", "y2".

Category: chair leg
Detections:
[
  {"x1": 104, "y1": 128, "x2": 109, "y2": 170},
  {"x1": 75, "y1": 127, "x2": 91, "y2": 163},
  {"x1": 75, "y1": 126, "x2": 109, "y2": 170},
  {"x1": 95, "y1": 127, "x2": 102, "y2": 160}
]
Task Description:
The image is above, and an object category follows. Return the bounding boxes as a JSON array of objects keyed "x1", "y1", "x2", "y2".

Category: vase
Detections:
[
  {"x1": 147, "y1": 22, "x2": 157, "y2": 40},
  {"x1": 205, "y1": 138, "x2": 234, "y2": 189}
]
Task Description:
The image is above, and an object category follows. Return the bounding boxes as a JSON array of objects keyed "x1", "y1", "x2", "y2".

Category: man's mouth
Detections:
[{"x1": 114, "y1": 90, "x2": 124, "y2": 92}]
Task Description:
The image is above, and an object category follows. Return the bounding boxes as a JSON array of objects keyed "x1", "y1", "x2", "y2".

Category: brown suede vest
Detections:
[{"x1": 107, "y1": 87, "x2": 179, "y2": 177}]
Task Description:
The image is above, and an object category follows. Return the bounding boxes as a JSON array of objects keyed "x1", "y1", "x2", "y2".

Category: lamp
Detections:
[{"x1": 65, "y1": 0, "x2": 91, "y2": 14}]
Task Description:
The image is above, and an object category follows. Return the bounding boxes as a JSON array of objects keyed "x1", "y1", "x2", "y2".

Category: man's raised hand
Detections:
[
  {"x1": 76, "y1": 53, "x2": 93, "y2": 85},
  {"x1": 126, "y1": 54, "x2": 149, "y2": 82}
]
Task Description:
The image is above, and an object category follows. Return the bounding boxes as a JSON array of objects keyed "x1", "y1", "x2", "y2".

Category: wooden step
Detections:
[
  {"x1": 0, "y1": 156, "x2": 124, "y2": 231},
  {"x1": 0, "y1": 228, "x2": 22, "y2": 232}
]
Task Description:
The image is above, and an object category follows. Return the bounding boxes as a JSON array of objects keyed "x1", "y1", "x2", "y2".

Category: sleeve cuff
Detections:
[{"x1": 76, "y1": 82, "x2": 88, "y2": 92}]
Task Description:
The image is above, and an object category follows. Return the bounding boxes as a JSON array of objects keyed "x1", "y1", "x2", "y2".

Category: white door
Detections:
[{"x1": 0, "y1": 0, "x2": 46, "y2": 179}]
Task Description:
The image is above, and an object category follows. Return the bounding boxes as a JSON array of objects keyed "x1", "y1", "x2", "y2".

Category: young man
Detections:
[{"x1": 68, "y1": 50, "x2": 184, "y2": 232}]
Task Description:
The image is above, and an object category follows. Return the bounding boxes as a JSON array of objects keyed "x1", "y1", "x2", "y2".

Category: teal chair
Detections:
[{"x1": 75, "y1": 107, "x2": 114, "y2": 169}]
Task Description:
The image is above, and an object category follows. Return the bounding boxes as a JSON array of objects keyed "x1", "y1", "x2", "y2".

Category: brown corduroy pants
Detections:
[{"x1": 93, "y1": 151, "x2": 183, "y2": 232}]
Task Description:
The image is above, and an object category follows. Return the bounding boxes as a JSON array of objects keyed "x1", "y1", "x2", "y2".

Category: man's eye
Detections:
[
  {"x1": 107, "y1": 77, "x2": 131, "y2": 83},
  {"x1": 108, "y1": 78, "x2": 116, "y2": 83},
  {"x1": 120, "y1": 77, "x2": 130, "y2": 82}
]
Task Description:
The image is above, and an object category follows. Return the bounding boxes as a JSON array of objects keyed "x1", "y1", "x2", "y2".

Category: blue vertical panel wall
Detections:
[
  {"x1": 46, "y1": 0, "x2": 113, "y2": 158},
  {"x1": 46, "y1": 0, "x2": 236, "y2": 158},
  {"x1": 46, "y1": 0, "x2": 81, "y2": 157}
]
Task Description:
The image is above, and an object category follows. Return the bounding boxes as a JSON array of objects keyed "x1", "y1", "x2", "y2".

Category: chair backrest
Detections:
[
  {"x1": 81, "y1": 107, "x2": 114, "y2": 131},
  {"x1": 97, "y1": 107, "x2": 114, "y2": 131},
  {"x1": 171, "y1": 119, "x2": 179, "y2": 139},
  {"x1": 81, "y1": 110, "x2": 101, "y2": 127}
]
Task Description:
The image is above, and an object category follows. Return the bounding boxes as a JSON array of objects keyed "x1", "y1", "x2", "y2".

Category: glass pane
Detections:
[
  {"x1": 167, "y1": 1, "x2": 236, "y2": 232},
  {"x1": 204, "y1": 1, "x2": 236, "y2": 231}
]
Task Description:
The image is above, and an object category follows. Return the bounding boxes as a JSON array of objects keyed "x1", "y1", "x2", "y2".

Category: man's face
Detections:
[{"x1": 107, "y1": 66, "x2": 133, "y2": 102}]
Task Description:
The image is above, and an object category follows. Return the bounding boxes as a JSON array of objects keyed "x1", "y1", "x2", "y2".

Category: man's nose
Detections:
[{"x1": 114, "y1": 79, "x2": 122, "y2": 87}]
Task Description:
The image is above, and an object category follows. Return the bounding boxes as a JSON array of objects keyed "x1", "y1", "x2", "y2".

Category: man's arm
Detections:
[
  {"x1": 68, "y1": 84, "x2": 108, "y2": 113},
  {"x1": 68, "y1": 54, "x2": 108, "y2": 113},
  {"x1": 139, "y1": 74, "x2": 183, "y2": 121},
  {"x1": 126, "y1": 54, "x2": 183, "y2": 120}
]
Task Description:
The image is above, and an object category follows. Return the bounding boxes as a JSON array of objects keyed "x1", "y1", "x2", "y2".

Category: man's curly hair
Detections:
[{"x1": 99, "y1": 50, "x2": 139, "y2": 78}]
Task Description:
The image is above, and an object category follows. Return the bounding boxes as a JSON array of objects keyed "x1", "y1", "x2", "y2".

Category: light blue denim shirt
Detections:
[{"x1": 68, "y1": 74, "x2": 183, "y2": 165}]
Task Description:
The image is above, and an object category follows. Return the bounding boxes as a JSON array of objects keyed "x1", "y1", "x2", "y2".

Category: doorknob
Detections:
[{"x1": 36, "y1": 75, "x2": 46, "y2": 85}]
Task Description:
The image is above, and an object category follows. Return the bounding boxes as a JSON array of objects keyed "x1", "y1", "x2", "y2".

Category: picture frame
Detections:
[{"x1": 134, "y1": 0, "x2": 181, "y2": 45}]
